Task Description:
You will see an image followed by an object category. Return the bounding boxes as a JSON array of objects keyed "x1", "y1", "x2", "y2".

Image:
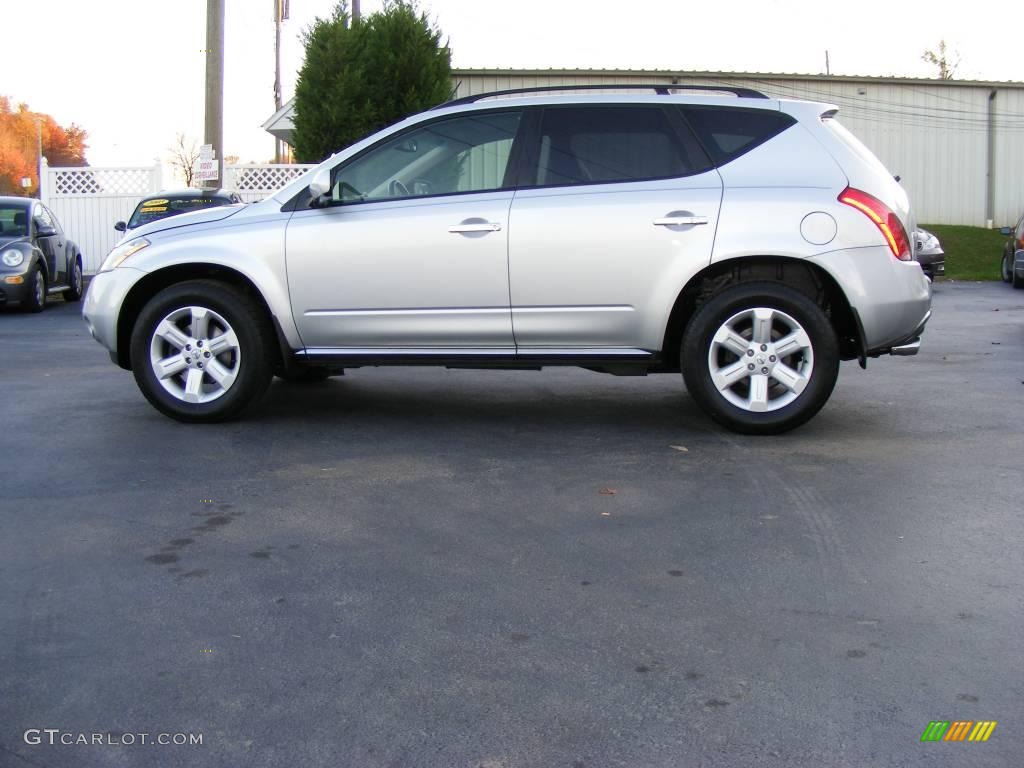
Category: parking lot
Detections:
[{"x1": 1, "y1": 282, "x2": 1021, "y2": 767}]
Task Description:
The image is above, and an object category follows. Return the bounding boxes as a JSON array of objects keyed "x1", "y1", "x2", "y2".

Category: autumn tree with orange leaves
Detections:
[{"x1": 0, "y1": 97, "x2": 88, "y2": 196}]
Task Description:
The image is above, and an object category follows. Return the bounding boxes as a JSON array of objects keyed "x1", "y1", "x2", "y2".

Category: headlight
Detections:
[
  {"x1": 1, "y1": 249, "x2": 23, "y2": 268},
  {"x1": 99, "y1": 237, "x2": 150, "y2": 272}
]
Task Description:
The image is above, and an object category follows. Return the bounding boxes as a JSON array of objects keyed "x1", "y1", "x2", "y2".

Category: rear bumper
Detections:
[{"x1": 810, "y1": 245, "x2": 932, "y2": 355}]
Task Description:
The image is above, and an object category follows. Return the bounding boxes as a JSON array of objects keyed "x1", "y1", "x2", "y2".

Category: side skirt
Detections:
[{"x1": 292, "y1": 347, "x2": 664, "y2": 375}]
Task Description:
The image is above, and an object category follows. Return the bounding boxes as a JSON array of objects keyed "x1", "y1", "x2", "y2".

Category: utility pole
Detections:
[
  {"x1": 352, "y1": 0, "x2": 360, "y2": 23},
  {"x1": 273, "y1": 0, "x2": 288, "y2": 163},
  {"x1": 204, "y1": 0, "x2": 225, "y2": 188}
]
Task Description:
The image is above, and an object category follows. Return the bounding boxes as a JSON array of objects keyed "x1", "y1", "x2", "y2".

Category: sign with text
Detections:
[{"x1": 195, "y1": 159, "x2": 219, "y2": 182}]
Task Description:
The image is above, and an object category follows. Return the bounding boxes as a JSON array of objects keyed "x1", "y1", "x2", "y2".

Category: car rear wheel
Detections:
[
  {"x1": 130, "y1": 280, "x2": 275, "y2": 422},
  {"x1": 24, "y1": 266, "x2": 45, "y2": 313},
  {"x1": 62, "y1": 256, "x2": 84, "y2": 302},
  {"x1": 681, "y1": 282, "x2": 840, "y2": 435}
]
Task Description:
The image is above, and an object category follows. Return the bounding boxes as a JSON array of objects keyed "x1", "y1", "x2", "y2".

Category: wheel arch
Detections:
[
  {"x1": 660, "y1": 255, "x2": 862, "y2": 370},
  {"x1": 115, "y1": 264, "x2": 286, "y2": 371}
]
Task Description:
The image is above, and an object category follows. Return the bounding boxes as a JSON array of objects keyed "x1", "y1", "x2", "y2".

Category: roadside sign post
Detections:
[{"x1": 195, "y1": 144, "x2": 219, "y2": 184}]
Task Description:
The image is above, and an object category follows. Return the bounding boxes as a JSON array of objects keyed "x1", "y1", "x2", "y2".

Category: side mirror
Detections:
[
  {"x1": 36, "y1": 224, "x2": 57, "y2": 237},
  {"x1": 999, "y1": 226, "x2": 1012, "y2": 236},
  {"x1": 307, "y1": 167, "x2": 332, "y2": 202},
  {"x1": 114, "y1": 221, "x2": 127, "y2": 232}
]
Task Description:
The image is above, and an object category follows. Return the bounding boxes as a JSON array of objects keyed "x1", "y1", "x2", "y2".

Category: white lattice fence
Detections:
[
  {"x1": 224, "y1": 164, "x2": 314, "y2": 202},
  {"x1": 42, "y1": 160, "x2": 314, "y2": 273},
  {"x1": 41, "y1": 158, "x2": 163, "y2": 273}
]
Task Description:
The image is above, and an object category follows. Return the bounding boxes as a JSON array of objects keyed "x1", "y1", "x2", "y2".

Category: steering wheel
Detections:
[{"x1": 388, "y1": 179, "x2": 410, "y2": 198}]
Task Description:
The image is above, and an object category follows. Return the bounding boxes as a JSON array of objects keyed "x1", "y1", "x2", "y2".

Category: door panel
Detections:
[
  {"x1": 508, "y1": 104, "x2": 722, "y2": 352},
  {"x1": 286, "y1": 192, "x2": 514, "y2": 349},
  {"x1": 509, "y1": 175, "x2": 722, "y2": 351}
]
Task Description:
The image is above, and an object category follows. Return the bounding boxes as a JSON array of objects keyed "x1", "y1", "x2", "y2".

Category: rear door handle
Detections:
[
  {"x1": 653, "y1": 216, "x2": 708, "y2": 227},
  {"x1": 448, "y1": 222, "x2": 502, "y2": 233}
]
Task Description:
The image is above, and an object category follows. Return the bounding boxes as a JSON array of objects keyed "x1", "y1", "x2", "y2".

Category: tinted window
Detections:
[
  {"x1": 0, "y1": 203, "x2": 29, "y2": 238},
  {"x1": 331, "y1": 111, "x2": 522, "y2": 204},
  {"x1": 681, "y1": 107, "x2": 795, "y2": 166},
  {"x1": 530, "y1": 107, "x2": 703, "y2": 187},
  {"x1": 128, "y1": 196, "x2": 233, "y2": 229}
]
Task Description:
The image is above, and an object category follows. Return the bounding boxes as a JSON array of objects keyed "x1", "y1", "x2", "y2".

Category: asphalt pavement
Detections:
[{"x1": 1, "y1": 282, "x2": 1021, "y2": 768}]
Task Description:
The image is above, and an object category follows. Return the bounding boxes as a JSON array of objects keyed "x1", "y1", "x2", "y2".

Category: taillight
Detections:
[{"x1": 838, "y1": 187, "x2": 912, "y2": 261}]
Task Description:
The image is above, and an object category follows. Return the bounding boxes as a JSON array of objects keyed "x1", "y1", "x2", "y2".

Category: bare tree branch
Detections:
[
  {"x1": 168, "y1": 133, "x2": 201, "y2": 187},
  {"x1": 922, "y1": 40, "x2": 960, "y2": 80}
]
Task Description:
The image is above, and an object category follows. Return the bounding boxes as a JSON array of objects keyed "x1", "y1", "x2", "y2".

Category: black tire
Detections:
[
  {"x1": 681, "y1": 281, "x2": 840, "y2": 435},
  {"x1": 62, "y1": 255, "x2": 83, "y2": 302},
  {"x1": 1000, "y1": 253, "x2": 1012, "y2": 283},
  {"x1": 24, "y1": 265, "x2": 45, "y2": 313},
  {"x1": 129, "y1": 280, "x2": 275, "y2": 422},
  {"x1": 1013, "y1": 269, "x2": 1024, "y2": 289}
]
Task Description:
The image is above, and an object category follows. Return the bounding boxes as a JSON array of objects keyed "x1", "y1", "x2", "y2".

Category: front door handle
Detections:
[
  {"x1": 448, "y1": 221, "x2": 502, "y2": 234},
  {"x1": 653, "y1": 216, "x2": 708, "y2": 227}
]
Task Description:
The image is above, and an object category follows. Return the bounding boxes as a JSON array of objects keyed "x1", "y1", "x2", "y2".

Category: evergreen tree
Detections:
[{"x1": 293, "y1": 0, "x2": 452, "y2": 163}]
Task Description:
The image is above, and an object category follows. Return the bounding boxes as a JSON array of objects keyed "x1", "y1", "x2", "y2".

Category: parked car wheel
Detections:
[
  {"x1": 62, "y1": 255, "x2": 84, "y2": 302},
  {"x1": 24, "y1": 265, "x2": 46, "y2": 313},
  {"x1": 1014, "y1": 269, "x2": 1024, "y2": 289},
  {"x1": 1001, "y1": 253, "x2": 1013, "y2": 283},
  {"x1": 129, "y1": 280, "x2": 274, "y2": 422},
  {"x1": 681, "y1": 282, "x2": 839, "y2": 435}
]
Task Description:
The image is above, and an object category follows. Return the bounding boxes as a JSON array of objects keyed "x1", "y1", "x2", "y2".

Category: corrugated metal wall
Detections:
[{"x1": 452, "y1": 71, "x2": 1024, "y2": 227}]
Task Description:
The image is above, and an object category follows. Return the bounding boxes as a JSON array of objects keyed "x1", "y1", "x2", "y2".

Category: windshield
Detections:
[
  {"x1": 128, "y1": 196, "x2": 231, "y2": 229},
  {"x1": 0, "y1": 202, "x2": 30, "y2": 239}
]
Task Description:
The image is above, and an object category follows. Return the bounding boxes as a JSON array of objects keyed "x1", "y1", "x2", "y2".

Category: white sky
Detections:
[{"x1": 4, "y1": 0, "x2": 1021, "y2": 169}]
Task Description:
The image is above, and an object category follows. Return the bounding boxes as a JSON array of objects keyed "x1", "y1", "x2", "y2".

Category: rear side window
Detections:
[
  {"x1": 681, "y1": 106, "x2": 795, "y2": 166},
  {"x1": 528, "y1": 106, "x2": 709, "y2": 187}
]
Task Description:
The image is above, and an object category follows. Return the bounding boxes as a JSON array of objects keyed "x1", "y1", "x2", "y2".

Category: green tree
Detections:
[{"x1": 292, "y1": 0, "x2": 452, "y2": 163}]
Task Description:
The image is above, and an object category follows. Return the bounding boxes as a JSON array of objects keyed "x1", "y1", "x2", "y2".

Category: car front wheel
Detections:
[
  {"x1": 1001, "y1": 254, "x2": 1012, "y2": 283},
  {"x1": 130, "y1": 280, "x2": 274, "y2": 422},
  {"x1": 24, "y1": 265, "x2": 46, "y2": 313},
  {"x1": 681, "y1": 282, "x2": 840, "y2": 435}
]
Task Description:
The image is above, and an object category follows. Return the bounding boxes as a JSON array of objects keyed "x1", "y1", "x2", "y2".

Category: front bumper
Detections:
[
  {"x1": 82, "y1": 267, "x2": 147, "y2": 363},
  {"x1": 0, "y1": 274, "x2": 32, "y2": 307}
]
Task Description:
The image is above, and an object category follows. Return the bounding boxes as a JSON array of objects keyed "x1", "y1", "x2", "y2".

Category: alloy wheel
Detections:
[
  {"x1": 706, "y1": 306, "x2": 814, "y2": 413},
  {"x1": 148, "y1": 305, "x2": 241, "y2": 404}
]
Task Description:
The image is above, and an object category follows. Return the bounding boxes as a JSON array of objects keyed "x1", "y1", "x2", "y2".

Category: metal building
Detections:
[{"x1": 264, "y1": 69, "x2": 1024, "y2": 227}]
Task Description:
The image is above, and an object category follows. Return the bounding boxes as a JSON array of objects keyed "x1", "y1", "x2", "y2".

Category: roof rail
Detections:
[{"x1": 434, "y1": 83, "x2": 769, "y2": 109}]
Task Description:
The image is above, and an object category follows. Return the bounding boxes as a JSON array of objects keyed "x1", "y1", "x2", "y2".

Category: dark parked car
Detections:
[
  {"x1": 116, "y1": 189, "x2": 242, "y2": 234},
  {"x1": 913, "y1": 228, "x2": 944, "y2": 279},
  {"x1": 0, "y1": 196, "x2": 83, "y2": 311},
  {"x1": 999, "y1": 213, "x2": 1024, "y2": 288}
]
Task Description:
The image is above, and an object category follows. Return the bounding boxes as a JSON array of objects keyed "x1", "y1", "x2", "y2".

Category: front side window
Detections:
[
  {"x1": 330, "y1": 110, "x2": 522, "y2": 204},
  {"x1": 527, "y1": 106, "x2": 704, "y2": 188}
]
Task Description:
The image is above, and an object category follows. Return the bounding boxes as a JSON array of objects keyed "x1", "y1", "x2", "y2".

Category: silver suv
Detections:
[{"x1": 83, "y1": 85, "x2": 931, "y2": 434}]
